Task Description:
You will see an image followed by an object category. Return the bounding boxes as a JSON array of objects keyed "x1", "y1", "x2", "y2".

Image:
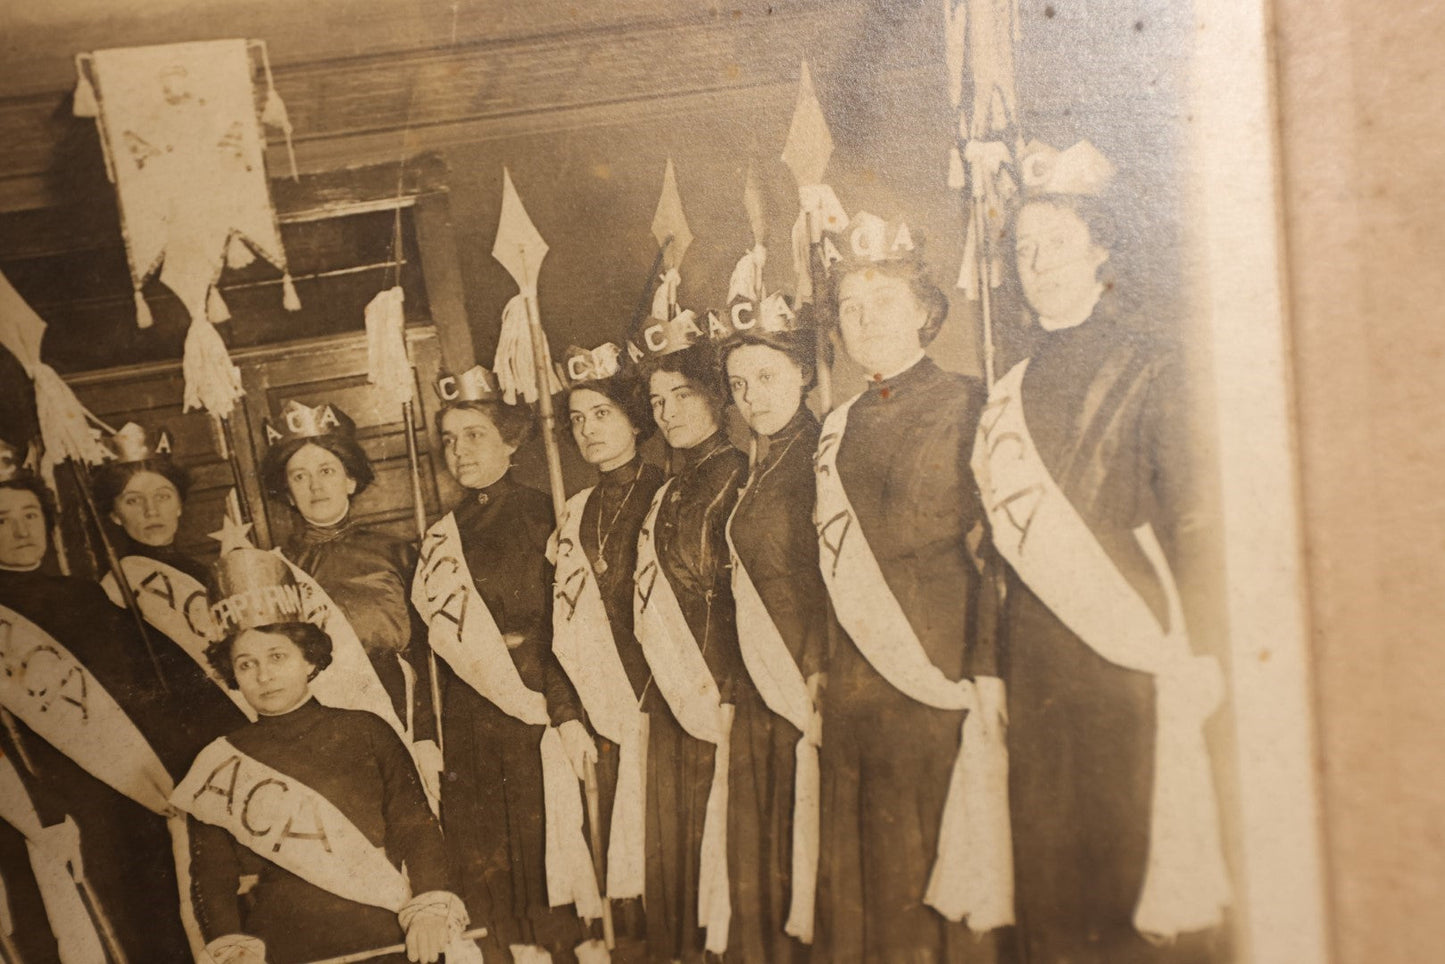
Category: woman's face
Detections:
[
  {"x1": 727, "y1": 344, "x2": 809, "y2": 438},
  {"x1": 440, "y1": 407, "x2": 517, "y2": 490},
  {"x1": 0, "y1": 489, "x2": 45, "y2": 571},
  {"x1": 649, "y1": 370, "x2": 720, "y2": 451},
  {"x1": 285, "y1": 444, "x2": 357, "y2": 527},
  {"x1": 1015, "y1": 201, "x2": 1109, "y2": 330},
  {"x1": 231, "y1": 628, "x2": 315, "y2": 716},
  {"x1": 110, "y1": 470, "x2": 183, "y2": 548},
  {"x1": 570, "y1": 388, "x2": 638, "y2": 472},
  {"x1": 836, "y1": 270, "x2": 930, "y2": 378}
]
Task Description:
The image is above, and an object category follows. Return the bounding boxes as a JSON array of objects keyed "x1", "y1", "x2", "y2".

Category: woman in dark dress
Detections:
[
  {"x1": 92, "y1": 420, "x2": 208, "y2": 582},
  {"x1": 631, "y1": 321, "x2": 747, "y2": 962},
  {"x1": 180, "y1": 544, "x2": 479, "y2": 964},
  {"x1": 813, "y1": 223, "x2": 1010, "y2": 964},
  {"x1": 0, "y1": 473, "x2": 215, "y2": 961},
  {"x1": 414, "y1": 367, "x2": 598, "y2": 964},
  {"x1": 552, "y1": 344, "x2": 665, "y2": 949},
  {"x1": 261, "y1": 400, "x2": 440, "y2": 792},
  {"x1": 719, "y1": 310, "x2": 828, "y2": 963},
  {"x1": 91, "y1": 421, "x2": 257, "y2": 729},
  {"x1": 974, "y1": 155, "x2": 1230, "y2": 963}
]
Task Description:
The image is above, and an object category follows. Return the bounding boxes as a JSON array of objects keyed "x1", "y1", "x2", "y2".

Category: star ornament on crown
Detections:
[
  {"x1": 263, "y1": 400, "x2": 352, "y2": 447},
  {"x1": 106, "y1": 421, "x2": 174, "y2": 463},
  {"x1": 1019, "y1": 138, "x2": 1116, "y2": 198}
]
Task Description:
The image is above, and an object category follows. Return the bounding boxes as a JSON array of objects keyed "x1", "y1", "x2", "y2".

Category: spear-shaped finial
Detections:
[
  {"x1": 494, "y1": 168, "x2": 550, "y2": 296},
  {"x1": 781, "y1": 61, "x2": 834, "y2": 189},
  {"x1": 651, "y1": 159, "x2": 694, "y2": 273},
  {"x1": 649, "y1": 159, "x2": 694, "y2": 321}
]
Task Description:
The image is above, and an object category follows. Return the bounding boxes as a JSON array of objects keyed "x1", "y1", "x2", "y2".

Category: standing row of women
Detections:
[{"x1": 0, "y1": 152, "x2": 1229, "y2": 964}]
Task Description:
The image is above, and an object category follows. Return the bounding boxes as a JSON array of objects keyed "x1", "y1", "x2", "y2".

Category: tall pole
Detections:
[{"x1": 67, "y1": 460, "x2": 168, "y2": 693}]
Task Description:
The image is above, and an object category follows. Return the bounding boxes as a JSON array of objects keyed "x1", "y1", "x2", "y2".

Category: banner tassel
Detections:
[
  {"x1": 281, "y1": 272, "x2": 301, "y2": 311},
  {"x1": 207, "y1": 285, "x2": 231, "y2": 323},
  {"x1": 72, "y1": 71, "x2": 99, "y2": 118},
  {"x1": 133, "y1": 289, "x2": 154, "y2": 329}
]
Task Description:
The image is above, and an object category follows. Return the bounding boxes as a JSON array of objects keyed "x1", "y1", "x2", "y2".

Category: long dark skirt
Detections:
[
  {"x1": 816, "y1": 648, "x2": 1005, "y2": 964},
  {"x1": 728, "y1": 690, "x2": 810, "y2": 964},
  {"x1": 593, "y1": 732, "x2": 647, "y2": 957},
  {"x1": 1006, "y1": 587, "x2": 1229, "y2": 964},
  {"x1": 442, "y1": 683, "x2": 586, "y2": 963},
  {"x1": 644, "y1": 702, "x2": 716, "y2": 963}
]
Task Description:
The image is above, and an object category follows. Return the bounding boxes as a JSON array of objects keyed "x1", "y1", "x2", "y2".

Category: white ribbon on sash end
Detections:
[
  {"x1": 814, "y1": 399, "x2": 1014, "y2": 932},
  {"x1": 634, "y1": 482, "x2": 732, "y2": 954},
  {"x1": 725, "y1": 510, "x2": 820, "y2": 944},
  {"x1": 0, "y1": 758, "x2": 107, "y2": 964},
  {"x1": 102, "y1": 557, "x2": 256, "y2": 721},
  {"x1": 413, "y1": 513, "x2": 603, "y2": 921},
  {"x1": 972, "y1": 358, "x2": 1230, "y2": 939},
  {"x1": 549, "y1": 488, "x2": 648, "y2": 901}
]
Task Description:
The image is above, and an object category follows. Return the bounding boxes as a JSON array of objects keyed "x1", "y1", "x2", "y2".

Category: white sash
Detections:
[
  {"x1": 971, "y1": 358, "x2": 1230, "y2": 938},
  {"x1": 0, "y1": 757, "x2": 106, "y2": 964},
  {"x1": 174, "y1": 737, "x2": 410, "y2": 910},
  {"x1": 549, "y1": 488, "x2": 648, "y2": 900},
  {"x1": 0, "y1": 604, "x2": 174, "y2": 816},
  {"x1": 724, "y1": 507, "x2": 819, "y2": 944},
  {"x1": 285, "y1": 556, "x2": 409, "y2": 739},
  {"x1": 102, "y1": 557, "x2": 256, "y2": 721},
  {"x1": 412, "y1": 512, "x2": 603, "y2": 920},
  {"x1": 0, "y1": 604, "x2": 208, "y2": 957},
  {"x1": 814, "y1": 398, "x2": 1014, "y2": 931},
  {"x1": 633, "y1": 481, "x2": 732, "y2": 954}
]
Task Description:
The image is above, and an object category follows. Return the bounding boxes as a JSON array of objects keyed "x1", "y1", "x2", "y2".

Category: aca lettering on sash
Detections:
[
  {"x1": 552, "y1": 539, "x2": 587, "y2": 622},
  {"x1": 191, "y1": 753, "x2": 332, "y2": 855},
  {"x1": 976, "y1": 391, "x2": 1043, "y2": 550},
  {"x1": 136, "y1": 568, "x2": 213, "y2": 639},
  {"x1": 0, "y1": 614, "x2": 89, "y2": 722}
]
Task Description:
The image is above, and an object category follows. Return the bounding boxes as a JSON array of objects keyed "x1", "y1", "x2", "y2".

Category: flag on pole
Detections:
[
  {"x1": 74, "y1": 40, "x2": 299, "y2": 329},
  {"x1": 366, "y1": 286, "x2": 413, "y2": 412},
  {"x1": 781, "y1": 61, "x2": 848, "y2": 303},
  {"x1": 649, "y1": 159, "x2": 694, "y2": 321},
  {"x1": 0, "y1": 271, "x2": 110, "y2": 486},
  {"x1": 491, "y1": 169, "x2": 562, "y2": 405}
]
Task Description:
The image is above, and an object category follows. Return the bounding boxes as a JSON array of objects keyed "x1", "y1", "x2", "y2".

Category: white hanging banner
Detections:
[
  {"x1": 971, "y1": 358, "x2": 1230, "y2": 939},
  {"x1": 76, "y1": 40, "x2": 296, "y2": 327}
]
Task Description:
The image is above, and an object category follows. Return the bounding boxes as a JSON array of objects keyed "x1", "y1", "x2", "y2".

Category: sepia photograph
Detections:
[{"x1": 0, "y1": 1, "x2": 1327, "y2": 963}]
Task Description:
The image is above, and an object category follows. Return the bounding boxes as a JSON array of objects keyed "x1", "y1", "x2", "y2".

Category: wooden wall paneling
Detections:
[{"x1": 412, "y1": 190, "x2": 476, "y2": 374}]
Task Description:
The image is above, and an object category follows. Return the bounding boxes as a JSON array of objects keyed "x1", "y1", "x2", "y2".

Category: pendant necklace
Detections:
[{"x1": 593, "y1": 463, "x2": 642, "y2": 576}]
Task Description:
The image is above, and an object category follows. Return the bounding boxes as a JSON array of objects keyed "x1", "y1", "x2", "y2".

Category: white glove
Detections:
[
  {"x1": 204, "y1": 934, "x2": 267, "y2": 964},
  {"x1": 557, "y1": 719, "x2": 598, "y2": 782},
  {"x1": 399, "y1": 891, "x2": 476, "y2": 964}
]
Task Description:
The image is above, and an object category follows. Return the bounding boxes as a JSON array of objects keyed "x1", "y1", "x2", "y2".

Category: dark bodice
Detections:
[
  {"x1": 730, "y1": 408, "x2": 828, "y2": 680},
  {"x1": 1019, "y1": 317, "x2": 1191, "y2": 627},
  {"x1": 122, "y1": 537, "x2": 210, "y2": 584},
  {"x1": 832, "y1": 357, "x2": 996, "y2": 685},
  {"x1": 652, "y1": 431, "x2": 747, "y2": 701},
  {"x1": 579, "y1": 455, "x2": 666, "y2": 697},
  {"x1": 451, "y1": 474, "x2": 581, "y2": 724},
  {"x1": 285, "y1": 517, "x2": 420, "y2": 656}
]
